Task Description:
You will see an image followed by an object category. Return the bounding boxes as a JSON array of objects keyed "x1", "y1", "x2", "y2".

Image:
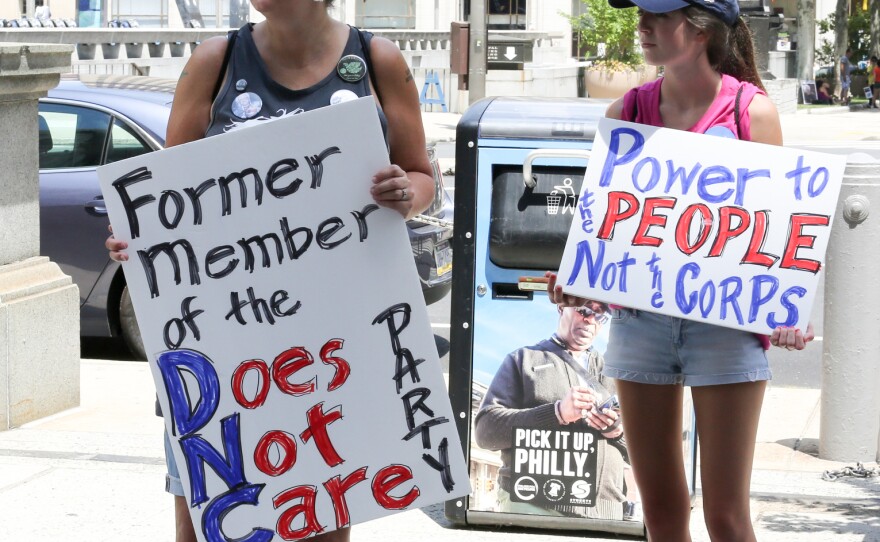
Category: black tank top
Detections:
[{"x1": 205, "y1": 24, "x2": 389, "y2": 139}]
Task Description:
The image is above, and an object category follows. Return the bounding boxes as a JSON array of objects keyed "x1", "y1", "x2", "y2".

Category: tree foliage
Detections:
[
  {"x1": 566, "y1": 0, "x2": 643, "y2": 68},
  {"x1": 816, "y1": 8, "x2": 871, "y2": 72}
]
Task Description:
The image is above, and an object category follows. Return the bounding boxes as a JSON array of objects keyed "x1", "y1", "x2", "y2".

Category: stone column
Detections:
[{"x1": 0, "y1": 43, "x2": 80, "y2": 430}]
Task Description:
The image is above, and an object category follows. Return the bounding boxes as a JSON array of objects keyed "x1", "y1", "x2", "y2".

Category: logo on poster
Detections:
[
  {"x1": 570, "y1": 479, "x2": 592, "y2": 499},
  {"x1": 514, "y1": 476, "x2": 539, "y2": 500},
  {"x1": 543, "y1": 479, "x2": 566, "y2": 502}
]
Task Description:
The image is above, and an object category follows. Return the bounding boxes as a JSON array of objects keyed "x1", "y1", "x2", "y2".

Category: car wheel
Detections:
[{"x1": 119, "y1": 285, "x2": 147, "y2": 360}]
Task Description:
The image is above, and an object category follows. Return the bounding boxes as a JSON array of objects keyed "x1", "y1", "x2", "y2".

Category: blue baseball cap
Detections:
[{"x1": 609, "y1": 0, "x2": 740, "y2": 26}]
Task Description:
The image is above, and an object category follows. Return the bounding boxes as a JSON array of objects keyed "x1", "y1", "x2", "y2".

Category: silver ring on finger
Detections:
[
  {"x1": 580, "y1": 408, "x2": 588, "y2": 419},
  {"x1": 401, "y1": 188, "x2": 408, "y2": 201}
]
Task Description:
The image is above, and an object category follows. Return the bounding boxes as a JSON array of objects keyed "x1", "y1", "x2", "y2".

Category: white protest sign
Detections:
[
  {"x1": 558, "y1": 118, "x2": 846, "y2": 334},
  {"x1": 97, "y1": 97, "x2": 469, "y2": 541}
]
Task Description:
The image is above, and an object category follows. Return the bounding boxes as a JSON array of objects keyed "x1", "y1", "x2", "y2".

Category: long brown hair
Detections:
[{"x1": 683, "y1": 6, "x2": 764, "y2": 92}]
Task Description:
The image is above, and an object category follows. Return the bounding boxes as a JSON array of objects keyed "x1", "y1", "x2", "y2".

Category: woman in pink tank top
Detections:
[{"x1": 549, "y1": 1, "x2": 813, "y2": 541}]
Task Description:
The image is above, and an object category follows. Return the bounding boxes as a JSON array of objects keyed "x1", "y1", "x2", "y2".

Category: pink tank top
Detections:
[
  {"x1": 616, "y1": 74, "x2": 771, "y2": 350},
  {"x1": 621, "y1": 74, "x2": 764, "y2": 141}
]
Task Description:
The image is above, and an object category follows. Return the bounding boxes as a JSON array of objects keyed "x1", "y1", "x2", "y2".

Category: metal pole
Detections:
[
  {"x1": 820, "y1": 154, "x2": 880, "y2": 462},
  {"x1": 468, "y1": 0, "x2": 487, "y2": 104}
]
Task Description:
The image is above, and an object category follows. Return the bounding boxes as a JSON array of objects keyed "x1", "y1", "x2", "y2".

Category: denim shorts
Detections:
[
  {"x1": 603, "y1": 309, "x2": 771, "y2": 387},
  {"x1": 163, "y1": 430, "x2": 185, "y2": 497}
]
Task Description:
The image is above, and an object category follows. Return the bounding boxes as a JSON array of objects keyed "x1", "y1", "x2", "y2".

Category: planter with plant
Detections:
[{"x1": 567, "y1": 0, "x2": 655, "y2": 98}]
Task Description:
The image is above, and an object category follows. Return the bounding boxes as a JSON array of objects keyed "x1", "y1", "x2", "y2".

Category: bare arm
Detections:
[
  {"x1": 747, "y1": 93, "x2": 783, "y2": 146},
  {"x1": 165, "y1": 36, "x2": 229, "y2": 148},
  {"x1": 106, "y1": 36, "x2": 229, "y2": 260},
  {"x1": 368, "y1": 37, "x2": 435, "y2": 219},
  {"x1": 605, "y1": 97, "x2": 625, "y2": 120}
]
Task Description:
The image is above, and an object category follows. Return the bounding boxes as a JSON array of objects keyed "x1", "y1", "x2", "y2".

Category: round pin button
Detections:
[
  {"x1": 337, "y1": 55, "x2": 367, "y2": 83},
  {"x1": 235, "y1": 79, "x2": 248, "y2": 91},
  {"x1": 231, "y1": 92, "x2": 263, "y2": 119},
  {"x1": 330, "y1": 89, "x2": 359, "y2": 105}
]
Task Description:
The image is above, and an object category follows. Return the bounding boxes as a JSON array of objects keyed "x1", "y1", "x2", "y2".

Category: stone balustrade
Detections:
[{"x1": 0, "y1": 28, "x2": 561, "y2": 62}]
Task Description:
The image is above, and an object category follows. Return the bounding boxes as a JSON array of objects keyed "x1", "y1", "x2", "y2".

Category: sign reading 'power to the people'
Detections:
[{"x1": 559, "y1": 118, "x2": 846, "y2": 334}]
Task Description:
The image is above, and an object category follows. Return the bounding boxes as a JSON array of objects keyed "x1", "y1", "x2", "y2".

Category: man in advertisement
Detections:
[{"x1": 474, "y1": 301, "x2": 640, "y2": 521}]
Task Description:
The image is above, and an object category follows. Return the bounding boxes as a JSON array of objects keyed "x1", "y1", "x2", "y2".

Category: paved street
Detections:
[{"x1": 1, "y1": 106, "x2": 879, "y2": 541}]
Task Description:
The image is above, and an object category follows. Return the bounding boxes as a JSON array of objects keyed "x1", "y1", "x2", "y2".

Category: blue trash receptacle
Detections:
[{"x1": 445, "y1": 97, "x2": 698, "y2": 537}]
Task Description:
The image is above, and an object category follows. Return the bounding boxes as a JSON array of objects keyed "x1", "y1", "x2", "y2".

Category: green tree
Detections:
[
  {"x1": 817, "y1": 8, "x2": 871, "y2": 68},
  {"x1": 567, "y1": 0, "x2": 642, "y2": 68}
]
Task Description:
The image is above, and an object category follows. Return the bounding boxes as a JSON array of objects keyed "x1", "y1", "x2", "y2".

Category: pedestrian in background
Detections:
[
  {"x1": 840, "y1": 47, "x2": 854, "y2": 105},
  {"x1": 34, "y1": 0, "x2": 51, "y2": 22},
  {"x1": 869, "y1": 56, "x2": 880, "y2": 109},
  {"x1": 105, "y1": 1, "x2": 435, "y2": 541},
  {"x1": 548, "y1": 0, "x2": 813, "y2": 540}
]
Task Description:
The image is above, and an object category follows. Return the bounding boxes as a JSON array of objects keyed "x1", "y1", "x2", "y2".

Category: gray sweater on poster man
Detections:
[{"x1": 474, "y1": 338, "x2": 627, "y2": 520}]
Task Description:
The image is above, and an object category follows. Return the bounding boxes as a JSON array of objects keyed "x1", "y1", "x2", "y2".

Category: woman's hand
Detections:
[
  {"x1": 770, "y1": 322, "x2": 815, "y2": 351},
  {"x1": 105, "y1": 225, "x2": 129, "y2": 262},
  {"x1": 371, "y1": 164, "x2": 415, "y2": 218},
  {"x1": 546, "y1": 271, "x2": 588, "y2": 307}
]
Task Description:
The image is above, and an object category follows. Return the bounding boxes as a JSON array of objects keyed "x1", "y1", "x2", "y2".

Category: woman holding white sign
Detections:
[
  {"x1": 549, "y1": 0, "x2": 813, "y2": 541},
  {"x1": 106, "y1": 1, "x2": 434, "y2": 541}
]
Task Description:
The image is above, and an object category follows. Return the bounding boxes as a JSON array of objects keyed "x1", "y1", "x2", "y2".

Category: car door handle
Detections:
[{"x1": 84, "y1": 196, "x2": 107, "y2": 217}]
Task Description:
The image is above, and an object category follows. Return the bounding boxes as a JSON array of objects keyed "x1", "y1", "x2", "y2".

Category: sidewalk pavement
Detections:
[
  {"x1": 422, "y1": 103, "x2": 880, "y2": 146},
  {"x1": 0, "y1": 359, "x2": 878, "y2": 541}
]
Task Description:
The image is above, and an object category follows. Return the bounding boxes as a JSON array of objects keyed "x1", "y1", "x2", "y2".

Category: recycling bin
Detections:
[{"x1": 445, "y1": 97, "x2": 698, "y2": 537}]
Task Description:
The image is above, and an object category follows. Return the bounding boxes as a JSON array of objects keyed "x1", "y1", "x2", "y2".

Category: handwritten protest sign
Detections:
[
  {"x1": 558, "y1": 118, "x2": 846, "y2": 334},
  {"x1": 97, "y1": 97, "x2": 469, "y2": 541}
]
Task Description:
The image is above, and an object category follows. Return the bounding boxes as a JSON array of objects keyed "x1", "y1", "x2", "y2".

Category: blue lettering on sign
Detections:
[
  {"x1": 665, "y1": 161, "x2": 701, "y2": 197},
  {"x1": 697, "y1": 166, "x2": 734, "y2": 204},
  {"x1": 599, "y1": 126, "x2": 773, "y2": 205},
  {"x1": 579, "y1": 187, "x2": 596, "y2": 233},
  {"x1": 735, "y1": 168, "x2": 770, "y2": 206},
  {"x1": 201, "y1": 484, "x2": 273, "y2": 542},
  {"x1": 632, "y1": 157, "x2": 661, "y2": 192},
  {"x1": 767, "y1": 286, "x2": 806, "y2": 328},
  {"x1": 748, "y1": 275, "x2": 779, "y2": 324},
  {"x1": 599, "y1": 128, "x2": 645, "y2": 188},
  {"x1": 180, "y1": 413, "x2": 248, "y2": 506},
  {"x1": 675, "y1": 262, "x2": 701, "y2": 314},
  {"x1": 673, "y1": 263, "x2": 805, "y2": 330},
  {"x1": 646, "y1": 252, "x2": 664, "y2": 308},
  {"x1": 158, "y1": 349, "x2": 220, "y2": 437},
  {"x1": 719, "y1": 276, "x2": 745, "y2": 325},
  {"x1": 785, "y1": 156, "x2": 829, "y2": 201},
  {"x1": 566, "y1": 240, "x2": 636, "y2": 293}
]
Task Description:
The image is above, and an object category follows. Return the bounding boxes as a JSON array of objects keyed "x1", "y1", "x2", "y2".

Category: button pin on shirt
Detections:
[
  {"x1": 337, "y1": 55, "x2": 367, "y2": 83},
  {"x1": 330, "y1": 89, "x2": 359, "y2": 105},
  {"x1": 231, "y1": 92, "x2": 262, "y2": 119}
]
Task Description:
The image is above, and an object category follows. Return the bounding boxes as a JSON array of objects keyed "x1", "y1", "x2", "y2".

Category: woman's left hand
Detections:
[
  {"x1": 770, "y1": 322, "x2": 815, "y2": 351},
  {"x1": 372, "y1": 164, "x2": 415, "y2": 218}
]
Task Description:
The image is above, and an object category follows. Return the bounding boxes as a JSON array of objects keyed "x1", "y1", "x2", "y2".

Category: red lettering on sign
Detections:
[
  {"x1": 320, "y1": 339, "x2": 350, "y2": 392},
  {"x1": 371, "y1": 464, "x2": 420, "y2": 510},
  {"x1": 780, "y1": 214, "x2": 829, "y2": 273}
]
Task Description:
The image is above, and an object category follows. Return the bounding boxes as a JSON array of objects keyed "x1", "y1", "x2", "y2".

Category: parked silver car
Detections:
[{"x1": 39, "y1": 75, "x2": 453, "y2": 358}]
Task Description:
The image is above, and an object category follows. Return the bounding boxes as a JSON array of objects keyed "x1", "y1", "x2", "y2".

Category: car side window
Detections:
[
  {"x1": 38, "y1": 103, "x2": 112, "y2": 169},
  {"x1": 106, "y1": 118, "x2": 152, "y2": 164}
]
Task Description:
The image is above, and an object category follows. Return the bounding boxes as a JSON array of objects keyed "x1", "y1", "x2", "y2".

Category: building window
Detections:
[
  {"x1": 465, "y1": 0, "x2": 527, "y2": 30},
  {"x1": 355, "y1": 0, "x2": 415, "y2": 29},
  {"x1": 111, "y1": 0, "x2": 169, "y2": 27}
]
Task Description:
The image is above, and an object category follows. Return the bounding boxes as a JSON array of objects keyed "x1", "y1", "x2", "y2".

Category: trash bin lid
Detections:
[{"x1": 479, "y1": 97, "x2": 610, "y2": 141}]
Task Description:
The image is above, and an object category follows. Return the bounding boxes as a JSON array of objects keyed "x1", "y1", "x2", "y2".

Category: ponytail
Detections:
[{"x1": 684, "y1": 7, "x2": 765, "y2": 92}]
